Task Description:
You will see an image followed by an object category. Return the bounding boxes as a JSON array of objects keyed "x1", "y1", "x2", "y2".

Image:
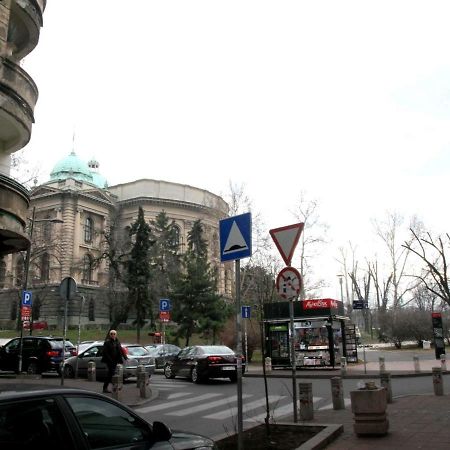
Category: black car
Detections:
[
  {"x1": 0, "y1": 387, "x2": 217, "y2": 449},
  {"x1": 164, "y1": 345, "x2": 245, "y2": 383},
  {"x1": 144, "y1": 343, "x2": 181, "y2": 369},
  {"x1": 0, "y1": 336, "x2": 76, "y2": 375}
]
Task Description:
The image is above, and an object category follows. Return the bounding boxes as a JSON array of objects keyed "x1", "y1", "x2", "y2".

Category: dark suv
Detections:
[{"x1": 0, "y1": 336, "x2": 76, "y2": 375}]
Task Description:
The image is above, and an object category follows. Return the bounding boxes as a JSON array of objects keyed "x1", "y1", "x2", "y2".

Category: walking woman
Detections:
[{"x1": 101, "y1": 329, "x2": 127, "y2": 393}]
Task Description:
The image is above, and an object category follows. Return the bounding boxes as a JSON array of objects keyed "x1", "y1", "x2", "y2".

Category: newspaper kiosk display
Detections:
[{"x1": 264, "y1": 299, "x2": 351, "y2": 368}]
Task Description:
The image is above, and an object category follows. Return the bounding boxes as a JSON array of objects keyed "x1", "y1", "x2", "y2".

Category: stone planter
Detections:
[{"x1": 350, "y1": 385, "x2": 389, "y2": 436}]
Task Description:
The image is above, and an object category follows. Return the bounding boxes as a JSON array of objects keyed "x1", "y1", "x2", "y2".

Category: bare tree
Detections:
[
  {"x1": 290, "y1": 191, "x2": 329, "y2": 298},
  {"x1": 403, "y1": 230, "x2": 450, "y2": 307}
]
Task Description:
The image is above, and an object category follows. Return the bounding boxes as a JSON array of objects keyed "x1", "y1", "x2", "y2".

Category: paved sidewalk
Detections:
[{"x1": 2, "y1": 359, "x2": 450, "y2": 449}]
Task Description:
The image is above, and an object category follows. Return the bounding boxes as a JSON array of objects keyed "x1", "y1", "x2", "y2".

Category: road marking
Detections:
[
  {"x1": 167, "y1": 392, "x2": 191, "y2": 400},
  {"x1": 168, "y1": 394, "x2": 253, "y2": 416},
  {"x1": 318, "y1": 398, "x2": 351, "y2": 410},
  {"x1": 204, "y1": 395, "x2": 285, "y2": 420},
  {"x1": 135, "y1": 392, "x2": 221, "y2": 413}
]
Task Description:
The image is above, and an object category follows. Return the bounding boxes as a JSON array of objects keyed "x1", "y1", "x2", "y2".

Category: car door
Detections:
[
  {"x1": 79, "y1": 345, "x2": 106, "y2": 378},
  {"x1": 0, "y1": 338, "x2": 20, "y2": 371},
  {"x1": 171, "y1": 347, "x2": 190, "y2": 376},
  {"x1": 178, "y1": 346, "x2": 197, "y2": 377}
]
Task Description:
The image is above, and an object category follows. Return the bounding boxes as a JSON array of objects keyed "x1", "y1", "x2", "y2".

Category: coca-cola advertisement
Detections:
[{"x1": 301, "y1": 298, "x2": 344, "y2": 316}]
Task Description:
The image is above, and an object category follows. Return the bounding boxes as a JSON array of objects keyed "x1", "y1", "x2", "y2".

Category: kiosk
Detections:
[{"x1": 263, "y1": 298, "x2": 353, "y2": 368}]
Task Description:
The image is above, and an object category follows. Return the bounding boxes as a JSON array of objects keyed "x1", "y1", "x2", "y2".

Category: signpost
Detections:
[
  {"x1": 159, "y1": 299, "x2": 172, "y2": 344},
  {"x1": 270, "y1": 222, "x2": 304, "y2": 424},
  {"x1": 60, "y1": 277, "x2": 77, "y2": 385},
  {"x1": 219, "y1": 213, "x2": 252, "y2": 450},
  {"x1": 352, "y1": 299, "x2": 368, "y2": 373},
  {"x1": 242, "y1": 306, "x2": 251, "y2": 362}
]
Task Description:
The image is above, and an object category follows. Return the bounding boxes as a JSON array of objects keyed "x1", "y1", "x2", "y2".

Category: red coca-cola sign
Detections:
[{"x1": 303, "y1": 298, "x2": 339, "y2": 310}]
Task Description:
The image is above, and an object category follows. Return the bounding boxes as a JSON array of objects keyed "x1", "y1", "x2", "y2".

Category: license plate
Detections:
[{"x1": 222, "y1": 366, "x2": 235, "y2": 371}]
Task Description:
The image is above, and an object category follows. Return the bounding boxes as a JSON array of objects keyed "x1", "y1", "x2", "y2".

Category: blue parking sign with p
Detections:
[
  {"x1": 160, "y1": 298, "x2": 171, "y2": 311},
  {"x1": 22, "y1": 290, "x2": 32, "y2": 306}
]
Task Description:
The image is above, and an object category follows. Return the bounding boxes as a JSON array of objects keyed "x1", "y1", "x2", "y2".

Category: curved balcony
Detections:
[
  {"x1": 8, "y1": 0, "x2": 46, "y2": 61},
  {"x1": 0, "y1": 173, "x2": 30, "y2": 256},
  {"x1": 0, "y1": 56, "x2": 38, "y2": 154}
]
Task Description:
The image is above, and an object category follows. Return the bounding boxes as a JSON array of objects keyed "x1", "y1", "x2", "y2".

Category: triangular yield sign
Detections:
[{"x1": 269, "y1": 223, "x2": 304, "y2": 266}]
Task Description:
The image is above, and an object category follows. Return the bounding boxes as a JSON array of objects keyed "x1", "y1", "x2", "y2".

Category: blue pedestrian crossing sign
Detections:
[
  {"x1": 22, "y1": 290, "x2": 32, "y2": 306},
  {"x1": 219, "y1": 213, "x2": 252, "y2": 262},
  {"x1": 241, "y1": 305, "x2": 251, "y2": 319}
]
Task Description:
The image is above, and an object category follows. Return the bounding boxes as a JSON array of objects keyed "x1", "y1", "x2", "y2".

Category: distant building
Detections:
[{"x1": 0, "y1": 151, "x2": 232, "y2": 329}]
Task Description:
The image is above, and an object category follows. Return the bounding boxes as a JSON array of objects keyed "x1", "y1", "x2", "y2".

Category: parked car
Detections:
[
  {"x1": 63, "y1": 341, "x2": 155, "y2": 380},
  {"x1": 0, "y1": 336, "x2": 76, "y2": 375},
  {"x1": 164, "y1": 345, "x2": 245, "y2": 383},
  {"x1": 144, "y1": 343, "x2": 181, "y2": 369},
  {"x1": 0, "y1": 387, "x2": 217, "y2": 449}
]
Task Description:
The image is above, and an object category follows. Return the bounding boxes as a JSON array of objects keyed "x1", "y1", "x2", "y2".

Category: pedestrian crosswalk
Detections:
[{"x1": 135, "y1": 379, "x2": 351, "y2": 423}]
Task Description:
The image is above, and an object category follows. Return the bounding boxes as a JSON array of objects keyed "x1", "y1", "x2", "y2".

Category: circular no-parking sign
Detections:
[{"x1": 276, "y1": 267, "x2": 303, "y2": 299}]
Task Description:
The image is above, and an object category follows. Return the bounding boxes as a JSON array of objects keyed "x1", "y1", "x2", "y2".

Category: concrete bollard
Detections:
[
  {"x1": 298, "y1": 382, "x2": 314, "y2": 420},
  {"x1": 112, "y1": 374, "x2": 122, "y2": 401},
  {"x1": 264, "y1": 357, "x2": 272, "y2": 371},
  {"x1": 116, "y1": 364, "x2": 124, "y2": 383},
  {"x1": 136, "y1": 364, "x2": 145, "y2": 388},
  {"x1": 138, "y1": 371, "x2": 151, "y2": 399},
  {"x1": 378, "y1": 356, "x2": 386, "y2": 373},
  {"x1": 87, "y1": 361, "x2": 96, "y2": 381},
  {"x1": 340, "y1": 357, "x2": 347, "y2": 376},
  {"x1": 432, "y1": 367, "x2": 444, "y2": 396},
  {"x1": 413, "y1": 355, "x2": 420, "y2": 373},
  {"x1": 440, "y1": 354, "x2": 447, "y2": 372},
  {"x1": 331, "y1": 377, "x2": 345, "y2": 410},
  {"x1": 380, "y1": 372, "x2": 392, "y2": 403}
]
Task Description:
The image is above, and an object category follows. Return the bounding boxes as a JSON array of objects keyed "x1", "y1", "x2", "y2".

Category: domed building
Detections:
[{"x1": 0, "y1": 151, "x2": 232, "y2": 329}]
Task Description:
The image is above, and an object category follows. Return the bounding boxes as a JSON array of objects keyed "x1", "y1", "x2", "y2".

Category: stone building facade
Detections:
[{"x1": 0, "y1": 151, "x2": 233, "y2": 329}]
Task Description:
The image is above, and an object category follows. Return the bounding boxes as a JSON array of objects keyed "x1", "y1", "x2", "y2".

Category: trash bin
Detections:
[{"x1": 423, "y1": 340, "x2": 431, "y2": 349}]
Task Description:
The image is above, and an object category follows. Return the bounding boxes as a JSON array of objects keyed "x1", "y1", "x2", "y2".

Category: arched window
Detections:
[
  {"x1": 83, "y1": 254, "x2": 94, "y2": 283},
  {"x1": 40, "y1": 253, "x2": 50, "y2": 282},
  {"x1": 10, "y1": 300, "x2": 17, "y2": 321},
  {"x1": 15, "y1": 258, "x2": 24, "y2": 287},
  {"x1": 88, "y1": 298, "x2": 95, "y2": 321},
  {"x1": 43, "y1": 216, "x2": 52, "y2": 241},
  {"x1": 0, "y1": 257, "x2": 6, "y2": 288},
  {"x1": 84, "y1": 217, "x2": 94, "y2": 243}
]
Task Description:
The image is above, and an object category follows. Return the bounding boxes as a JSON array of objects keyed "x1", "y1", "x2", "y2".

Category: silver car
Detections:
[{"x1": 63, "y1": 341, "x2": 155, "y2": 380}]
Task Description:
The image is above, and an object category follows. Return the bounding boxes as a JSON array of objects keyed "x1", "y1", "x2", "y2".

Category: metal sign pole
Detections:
[
  {"x1": 235, "y1": 259, "x2": 243, "y2": 450},
  {"x1": 289, "y1": 297, "x2": 298, "y2": 423}
]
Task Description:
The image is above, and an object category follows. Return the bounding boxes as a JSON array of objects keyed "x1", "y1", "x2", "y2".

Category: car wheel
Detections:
[
  {"x1": 191, "y1": 366, "x2": 202, "y2": 384},
  {"x1": 164, "y1": 364, "x2": 175, "y2": 379},
  {"x1": 64, "y1": 365, "x2": 74, "y2": 378},
  {"x1": 27, "y1": 362, "x2": 38, "y2": 375},
  {"x1": 229, "y1": 373, "x2": 237, "y2": 382}
]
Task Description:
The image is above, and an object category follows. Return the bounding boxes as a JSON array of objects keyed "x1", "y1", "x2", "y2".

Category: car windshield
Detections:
[
  {"x1": 144, "y1": 347, "x2": 160, "y2": 356},
  {"x1": 126, "y1": 346, "x2": 149, "y2": 356}
]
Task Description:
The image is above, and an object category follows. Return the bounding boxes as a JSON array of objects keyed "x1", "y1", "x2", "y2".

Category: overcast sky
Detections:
[{"x1": 20, "y1": 1, "x2": 450, "y2": 298}]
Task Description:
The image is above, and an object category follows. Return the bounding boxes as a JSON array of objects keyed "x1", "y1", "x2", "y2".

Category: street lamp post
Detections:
[{"x1": 17, "y1": 207, "x2": 63, "y2": 373}]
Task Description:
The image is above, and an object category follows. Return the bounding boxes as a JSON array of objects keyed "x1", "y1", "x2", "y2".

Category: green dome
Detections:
[
  {"x1": 50, "y1": 151, "x2": 94, "y2": 184},
  {"x1": 50, "y1": 152, "x2": 108, "y2": 189}
]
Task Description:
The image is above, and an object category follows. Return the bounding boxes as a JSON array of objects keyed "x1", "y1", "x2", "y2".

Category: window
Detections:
[
  {"x1": 43, "y1": 216, "x2": 52, "y2": 241},
  {"x1": 66, "y1": 396, "x2": 151, "y2": 449},
  {"x1": 9, "y1": 300, "x2": 17, "y2": 321},
  {"x1": 0, "y1": 398, "x2": 69, "y2": 449},
  {"x1": 88, "y1": 298, "x2": 95, "y2": 321},
  {"x1": 40, "y1": 253, "x2": 50, "y2": 282},
  {"x1": 15, "y1": 257, "x2": 24, "y2": 287},
  {"x1": 83, "y1": 254, "x2": 93, "y2": 283},
  {"x1": 171, "y1": 224, "x2": 180, "y2": 248},
  {"x1": 0, "y1": 257, "x2": 5, "y2": 288},
  {"x1": 84, "y1": 217, "x2": 94, "y2": 243}
]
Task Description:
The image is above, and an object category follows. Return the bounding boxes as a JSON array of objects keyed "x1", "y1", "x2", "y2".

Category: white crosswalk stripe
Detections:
[
  {"x1": 168, "y1": 394, "x2": 253, "y2": 416},
  {"x1": 167, "y1": 392, "x2": 191, "y2": 400},
  {"x1": 135, "y1": 392, "x2": 221, "y2": 413},
  {"x1": 318, "y1": 397, "x2": 351, "y2": 410},
  {"x1": 244, "y1": 396, "x2": 323, "y2": 423},
  {"x1": 149, "y1": 382, "x2": 186, "y2": 390},
  {"x1": 204, "y1": 395, "x2": 286, "y2": 420}
]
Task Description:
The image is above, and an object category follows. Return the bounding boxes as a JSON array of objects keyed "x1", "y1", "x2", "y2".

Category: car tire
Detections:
[
  {"x1": 164, "y1": 364, "x2": 175, "y2": 379},
  {"x1": 191, "y1": 367, "x2": 202, "y2": 384},
  {"x1": 26, "y1": 362, "x2": 38, "y2": 375},
  {"x1": 64, "y1": 365, "x2": 74, "y2": 378}
]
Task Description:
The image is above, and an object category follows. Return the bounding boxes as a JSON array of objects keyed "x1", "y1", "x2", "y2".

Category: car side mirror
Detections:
[{"x1": 153, "y1": 421, "x2": 172, "y2": 441}]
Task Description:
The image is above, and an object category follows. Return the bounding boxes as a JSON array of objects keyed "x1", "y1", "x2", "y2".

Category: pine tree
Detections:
[
  {"x1": 125, "y1": 207, "x2": 152, "y2": 342},
  {"x1": 171, "y1": 220, "x2": 230, "y2": 345}
]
